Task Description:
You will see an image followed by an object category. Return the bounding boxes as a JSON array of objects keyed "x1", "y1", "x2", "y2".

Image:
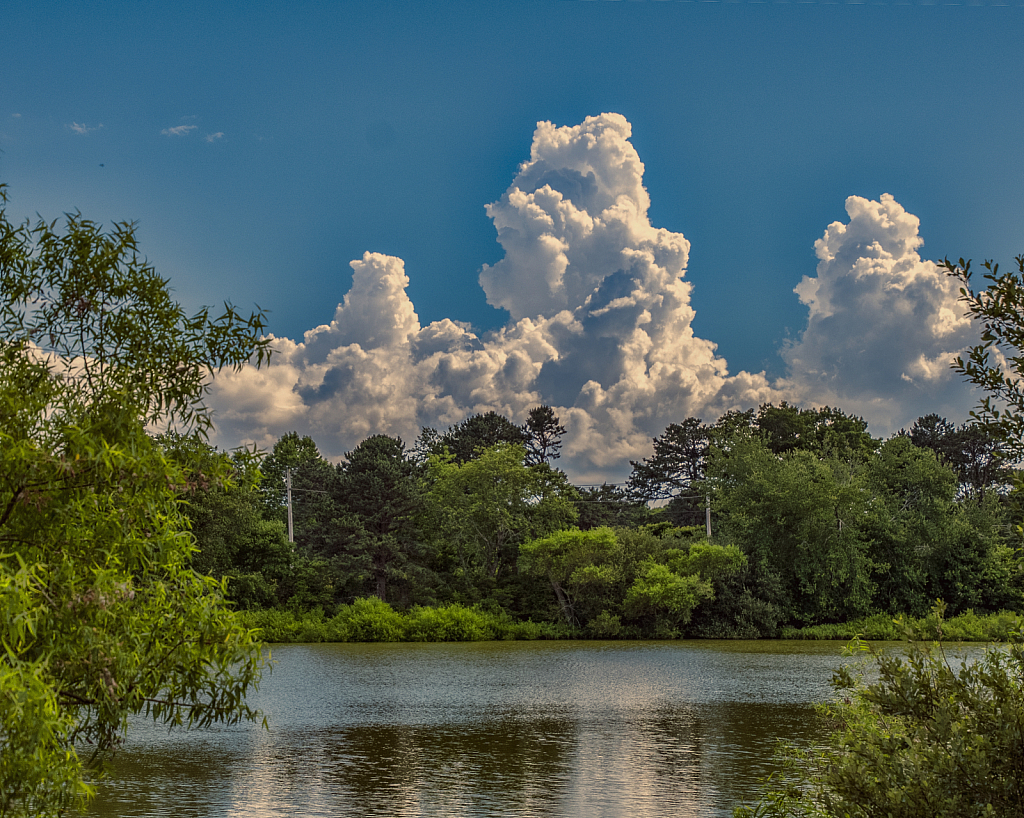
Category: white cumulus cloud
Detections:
[
  {"x1": 69, "y1": 122, "x2": 102, "y2": 135},
  {"x1": 207, "y1": 115, "x2": 978, "y2": 481},
  {"x1": 780, "y1": 193, "x2": 976, "y2": 434}
]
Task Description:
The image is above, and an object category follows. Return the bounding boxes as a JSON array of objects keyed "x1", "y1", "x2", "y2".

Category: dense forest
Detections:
[{"x1": 175, "y1": 402, "x2": 1024, "y2": 640}]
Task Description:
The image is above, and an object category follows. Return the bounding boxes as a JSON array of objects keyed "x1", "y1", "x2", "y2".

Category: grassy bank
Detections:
[{"x1": 780, "y1": 608, "x2": 1023, "y2": 642}]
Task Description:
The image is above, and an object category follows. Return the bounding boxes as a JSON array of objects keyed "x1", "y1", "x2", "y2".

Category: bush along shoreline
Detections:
[
  {"x1": 238, "y1": 598, "x2": 572, "y2": 643},
  {"x1": 238, "y1": 598, "x2": 1023, "y2": 644}
]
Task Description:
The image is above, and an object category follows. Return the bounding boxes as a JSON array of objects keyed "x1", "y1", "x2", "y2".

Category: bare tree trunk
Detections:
[{"x1": 550, "y1": 580, "x2": 575, "y2": 627}]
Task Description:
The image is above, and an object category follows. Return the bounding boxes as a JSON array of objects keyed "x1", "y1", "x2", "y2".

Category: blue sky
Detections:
[{"x1": 4, "y1": 1, "x2": 1023, "y2": 479}]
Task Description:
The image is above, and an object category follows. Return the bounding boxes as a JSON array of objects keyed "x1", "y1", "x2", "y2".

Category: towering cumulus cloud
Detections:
[
  {"x1": 781, "y1": 193, "x2": 976, "y2": 431},
  {"x1": 208, "y1": 115, "x2": 976, "y2": 481}
]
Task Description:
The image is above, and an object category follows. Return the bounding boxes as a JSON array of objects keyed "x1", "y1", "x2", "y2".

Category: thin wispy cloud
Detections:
[
  {"x1": 11, "y1": 113, "x2": 21, "y2": 119},
  {"x1": 208, "y1": 114, "x2": 978, "y2": 482},
  {"x1": 69, "y1": 122, "x2": 102, "y2": 135},
  {"x1": 205, "y1": 132, "x2": 224, "y2": 143},
  {"x1": 161, "y1": 124, "x2": 198, "y2": 137}
]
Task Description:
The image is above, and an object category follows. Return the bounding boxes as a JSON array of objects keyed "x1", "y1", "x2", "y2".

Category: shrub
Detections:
[
  {"x1": 238, "y1": 609, "x2": 303, "y2": 643},
  {"x1": 780, "y1": 609, "x2": 1023, "y2": 642},
  {"x1": 335, "y1": 597, "x2": 405, "y2": 642},
  {"x1": 586, "y1": 610, "x2": 624, "y2": 638},
  {"x1": 238, "y1": 608, "x2": 337, "y2": 643},
  {"x1": 489, "y1": 615, "x2": 571, "y2": 641},
  {"x1": 404, "y1": 604, "x2": 494, "y2": 641},
  {"x1": 736, "y1": 604, "x2": 1024, "y2": 817}
]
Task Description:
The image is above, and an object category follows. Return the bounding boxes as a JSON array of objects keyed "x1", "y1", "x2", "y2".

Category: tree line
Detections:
[{"x1": 180, "y1": 400, "x2": 1024, "y2": 640}]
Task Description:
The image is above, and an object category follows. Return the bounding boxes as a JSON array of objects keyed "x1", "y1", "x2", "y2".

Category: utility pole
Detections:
[
  {"x1": 286, "y1": 468, "x2": 294, "y2": 543},
  {"x1": 705, "y1": 494, "x2": 712, "y2": 539}
]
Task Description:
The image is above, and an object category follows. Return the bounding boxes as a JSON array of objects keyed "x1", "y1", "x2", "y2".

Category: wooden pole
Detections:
[{"x1": 286, "y1": 468, "x2": 294, "y2": 543}]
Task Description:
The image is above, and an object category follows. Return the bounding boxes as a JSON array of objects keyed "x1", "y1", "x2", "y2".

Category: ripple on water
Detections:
[{"x1": 89, "y1": 640, "x2": 866, "y2": 818}]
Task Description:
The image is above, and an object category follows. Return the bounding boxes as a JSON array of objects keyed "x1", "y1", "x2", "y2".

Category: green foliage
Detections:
[
  {"x1": 517, "y1": 525, "x2": 747, "y2": 636},
  {"x1": 942, "y1": 254, "x2": 1024, "y2": 458},
  {"x1": 403, "y1": 604, "x2": 493, "y2": 641},
  {"x1": 754, "y1": 403, "x2": 878, "y2": 460},
  {"x1": 0, "y1": 187, "x2": 268, "y2": 816},
  {"x1": 237, "y1": 598, "x2": 571, "y2": 643},
  {"x1": 908, "y1": 414, "x2": 1012, "y2": 499},
  {"x1": 333, "y1": 434, "x2": 431, "y2": 604},
  {"x1": 628, "y1": 405, "x2": 877, "y2": 526},
  {"x1": 629, "y1": 542, "x2": 751, "y2": 635},
  {"x1": 710, "y1": 436, "x2": 875, "y2": 624},
  {"x1": 491, "y1": 617, "x2": 570, "y2": 640},
  {"x1": 781, "y1": 608, "x2": 1024, "y2": 642},
  {"x1": 688, "y1": 576, "x2": 787, "y2": 639},
  {"x1": 710, "y1": 422, "x2": 1015, "y2": 627},
  {"x1": 235, "y1": 398, "x2": 1019, "y2": 638},
  {"x1": 864, "y1": 436, "x2": 1013, "y2": 616},
  {"x1": 628, "y1": 417, "x2": 710, "y2": 503},
  {"x1": 739, "y1": 605, "x2": 1024, "y2": 817},
  {"x1": 583, "y1": 610, "x2": 622, "y2": 638},
  {"x1": 519, "y1": 527, "x2": 621, "y2": 626},
  {"x1": 336, "y1": 596, "x2": 406, "y2": 642},
  {"x1": 666, "y1": 542, "x2": 746, "y2": 581},
  {"x1": 623, "y1": 562, "x2": 714, "y2": 630},
  {"x1": 420, "y1": 411, "x2": 529, "y2": 464},
  {"x1": 274, "y1": 552, "x2": 342, "y2": 611},
  {"x1": 861, "y1": 435, "x2": 958, "y2": 616},
  {"x1": 573, "y1": 483, "x2": 651, "y2": 530},
  {"x1": 523, "y1": 405, "x2": 566, "y2": 466},
  {"x1": 257, "y1": 431, "x2": 339, "y2": 550},
  {"x1": 174, "y1": 441, "x2": 293, "y2": 609},
  {"x1": 424, "y1": 444, "x2": 577, "y2": 585},
  {"x1": 239, "y1": 607, "x2": 342, "y2": 643}
]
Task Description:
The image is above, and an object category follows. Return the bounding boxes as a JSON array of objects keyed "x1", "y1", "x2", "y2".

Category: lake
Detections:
[{"x1": 87, "y1": 639, "x2": 856, "y2": 817}]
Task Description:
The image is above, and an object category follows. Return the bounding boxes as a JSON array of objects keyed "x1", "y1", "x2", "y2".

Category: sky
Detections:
[{"x1": 3, "y1": 1, "x2": 1024, "y2": 482}]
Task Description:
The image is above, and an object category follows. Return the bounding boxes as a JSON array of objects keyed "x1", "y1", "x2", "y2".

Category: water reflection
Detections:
[{"x1": 89, "y1": 640, "x2": 848, "y2": 817}]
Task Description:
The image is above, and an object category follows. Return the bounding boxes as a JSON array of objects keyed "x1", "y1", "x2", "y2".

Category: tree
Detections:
[
  {"x1": 860, "y1": 435, "x2": 958, "y2": 617},
  {"x1": 623, "y1": 563, "x2": 714, "y2": 632},
  {"x1": 908, "y1": 414, "x2": 1012, "y2": 499},
  {"x1": 164, "y1": 435, "x2": 292, "y2": 610},
  {"x1": 423, "y1": 411, "x2": 528, "y2": 464},
  {"x1": 518, "y1": 527, "x2": 621, "y2": 626},
  {"x1": 943, "y1": 254, "x2": 1024, "y2": 456},
  {"x1": 333, "y1": 434, "x2": 430, "y2": 604},
  {"x1": 573, "y1": 483, "x2": 650, "y2": 530},
  {"x1": 628, "y1": 406, "x2": 877, "y2": 509},
  {"x1": 258, "y1": 431, "x2": 339, "y2": 549},
  {"x1": 754, "y1": 402, "x2": 808, "y2": 455},
  {"x1": 908, "y1": 412, "x2": 957, "y2": 454},
  {"x1": 628, "y1": 417, "x2": 710, "y2": 501},
  {"x1": 665, "y1": 541, "x2": 747, "y2": 582},
  {"x1": 621, "y1": 542, "x2": 747, "y2": 636},
  {"x1": 424, "y1": 444, "x2": 577, "y2": 588},
  {"x1": 709, "y1": 436, "x2": 875, "y2": 624},
  {"x1": 523, "y1": 405, "x2": 566, "y2": 465},
  {"x1": 755, "y1": 403, "x2": 877, "y2": 460},
  {"x1": 0, "y1": 187, "x2": 270, "y2": 815},
  {"x1": 950, "y1": 422, "x2": 1013, "y2": 498}
]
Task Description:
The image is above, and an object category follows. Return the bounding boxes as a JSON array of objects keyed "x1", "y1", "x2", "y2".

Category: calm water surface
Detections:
[{"x1": 88, "y1": 640, "x2": 853, "y2": 818}]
